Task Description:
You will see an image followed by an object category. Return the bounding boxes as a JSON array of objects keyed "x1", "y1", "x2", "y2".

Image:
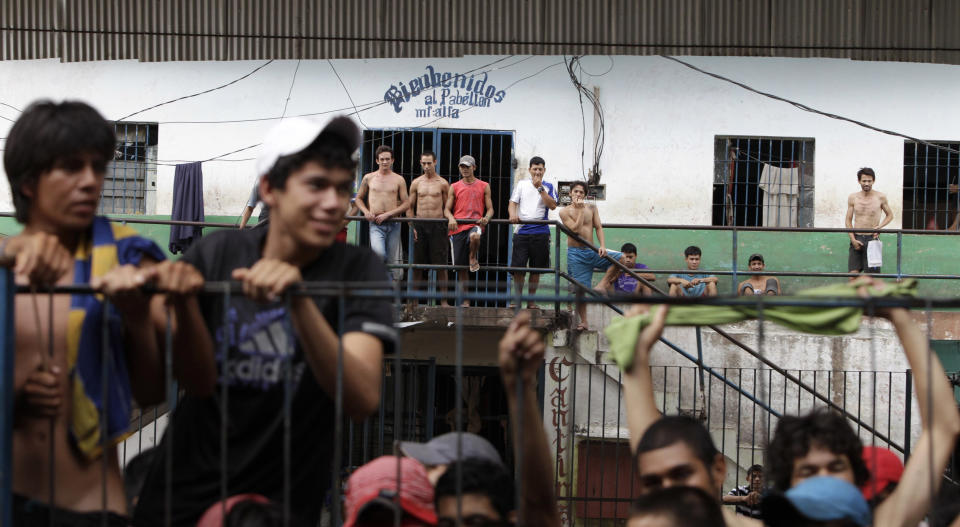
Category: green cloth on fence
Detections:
[{"x1": 604, "y1": 279, "x2": 917, "y2": 371}]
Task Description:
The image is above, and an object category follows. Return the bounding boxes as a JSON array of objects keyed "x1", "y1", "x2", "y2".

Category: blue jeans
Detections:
[{"x1": 369, "y1": 222, "x2": 401, "y2": 265}]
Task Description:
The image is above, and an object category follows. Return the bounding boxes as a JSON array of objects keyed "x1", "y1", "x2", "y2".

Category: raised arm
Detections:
[
  {"x1": 845, "y1": 194, "x2": 857, "y2": 244},
  {"x1": 623, "y1": 305, "x2": 669, "y2": 452},
  {"x1": 498, "y1": 312, "x2": 560, "y2": 527},
  {"x1": 874, "y1": 306, "x2": 960, "y2": 527},
  {"x1": 540, "y1": 185, "x2": 558, "y2": 210}
]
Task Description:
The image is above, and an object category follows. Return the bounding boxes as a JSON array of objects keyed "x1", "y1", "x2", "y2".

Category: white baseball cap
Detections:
[{"x1": 255, "y1": 115, "x2": 362, "y2": 178}]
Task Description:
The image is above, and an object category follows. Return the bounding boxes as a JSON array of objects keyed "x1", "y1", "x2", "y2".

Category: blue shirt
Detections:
[{"x1": 670, "y1": 273, "x2": 709, "y2": 297}]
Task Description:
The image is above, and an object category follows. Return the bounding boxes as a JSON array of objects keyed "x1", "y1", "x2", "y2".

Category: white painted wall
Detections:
[{"x1": 2, "y1": 56, "x2": 959, "y2": 226}]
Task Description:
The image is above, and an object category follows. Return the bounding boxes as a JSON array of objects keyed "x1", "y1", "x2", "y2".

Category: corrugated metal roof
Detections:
[{"x1": 2, "y1": 0, "x2": 959, "y2": 64}]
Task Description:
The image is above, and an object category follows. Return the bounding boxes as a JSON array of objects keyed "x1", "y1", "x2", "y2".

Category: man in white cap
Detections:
[
  {"x1": 133, "y1": 116, "x2": 397, "y2": 526},
  {"x1": 444, "y1": 154, "x2": 494, "y2": 306}
]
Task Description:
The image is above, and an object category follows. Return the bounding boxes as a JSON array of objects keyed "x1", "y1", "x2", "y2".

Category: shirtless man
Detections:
[
  {"x1": 445, "y1": 155, "x2": 494, "y2": 307},
  {"x1": 845, "y1": 167, "x2": 893, "y2": 275},
  {"x1": 1, "y1": 100, "x2": 214, "y2": 526},
  {"x1": 737, "y1": 253, "x2": 780, "y2": 296},
  {"x1": 408, "y1": 151, "x2": 451, "y2": 306},
  {"x1": 356, "y1": 145, "x2": 410, "y2": 271},
  {"x1": 559, "y1": 181, "x2": 621, "y2": 331}
]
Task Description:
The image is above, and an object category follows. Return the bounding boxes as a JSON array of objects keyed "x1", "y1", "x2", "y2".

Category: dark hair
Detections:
[
  {"x1": 435, "y1": 458, "x2": 514, "y2": 520},
  {"x1": 749, "y1": 254, "x2": 764, "y2": 264},
  {"x1": 857, "y1": 167, "x2": 876, "y2": 181},
  {"x1": 421, "y1": 151, "x2": 437, "y2": 161},
  {"x1": 529, "y1": 156, "x2": 545, "y2": 167},
  {"x1": 635, "y1": 415, "x2": 719, "y2": 471},
  {"x1": 747, "y1": 464, "x2": 764, "y2": 478},
  {"x1": 123, "y1": 448, "x2": 156, "y2": 511},
  {"x1": 629, "y1": 486, "x2": 725, "y2": 527},
  {"x1": 767, "y1": 408, "x2": 869, "y2": 491},
  {"x1": 264, "y1": 131, "x2": 358, "y2": 190},
  {"x1": 226, "y1": 499, "x2": 305, "y2": 527},
  {"x1": 621, "y1": 243, "x2": 637, "y2": 254},
  {"x1": 3, "y1": 100, "x2": 115, "y2": 223},
  {"x1": 375, "y1": 145, "x2": 393, "y2": 159},
  {"x1": 684, "y1": 246, "x2": 702, "y2": 257},
  {"x1": 569, "y1": 181, "x2": 587, "y2": 194}
]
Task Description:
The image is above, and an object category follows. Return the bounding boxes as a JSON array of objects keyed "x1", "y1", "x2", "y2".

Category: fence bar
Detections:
[
  {"x1": 897, "y1": 231, "x2": 903, "y2": 281},
  {"x1": 0, "y1": 270, "x2": 12, "y2": 527},
  {"x1": 905, "y1": 369, "x2": 913, "y2": 459},
  {"x1": 731, "y1": 227, "x2": 738, "y2": 295}
]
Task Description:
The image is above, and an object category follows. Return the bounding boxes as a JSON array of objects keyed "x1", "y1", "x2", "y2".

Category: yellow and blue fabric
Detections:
[{"x1": 69, "y1": 216, "x2": 166, "y2": 460}]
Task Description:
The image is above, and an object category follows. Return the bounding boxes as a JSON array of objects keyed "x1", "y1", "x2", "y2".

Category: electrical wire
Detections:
[
  {"x1": 327, "y1": 59, "x2": 368, "y2": 129},
  {"x1": 114, "y1": 60, "x2": 275, "y2": 122},
  {"x1": 565, "y1": 55, "x2": 607, "y2": 183},
  {"x1": 280, "y1": 59, "x2": 302, "y2": 120},
  {"x1": 661, "y1": 55, "x2": 960, "y2": 156}
]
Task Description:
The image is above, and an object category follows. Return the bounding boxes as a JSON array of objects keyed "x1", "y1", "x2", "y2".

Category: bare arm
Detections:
[
  {"x1": 874, "y1": 307, "x2": 960, "y2": 527},
  {"x1": 877, "y1": 194, "x2": 894, "y2": 231},
  {"x1": 699, "y1": 276, "x2": 719, "y2": 284},
  {"x1": 379, "y1": 176, "x2": 411, "y2": 219},
  {"x1": 623, "y1": 305, "x2": 669, "y2": 452},
  {"x1": 499, "y1": 313, "x2": 560, "y2": 527},
  {"x1": 593, "y1": 206, "x2": 606, "y2": 254},
  {"x1": 239, "y1": 206, "x2": 254, "y2": 229},
  {"x1": 406, "y1": 180, "x2": 419, "y2": 218},
  {"x1": 559, "y1": 204, "x2": 588, "y2": 236},
  {"x1": 445, "y1": 185, "x2": 458, "y2": 231},
  {"x1": 666, "y1": 276, "x2": 689, "y2": 286},
  {"x1": 508, "y1": 201, "x2": 520, "y2": 223},
  {"x1": 845, "y1": 194, "x2": 857, "y2": 243},
  {"x1": 540, "y1": 186, "x2": 558, "y2": 210},
  {"x1": 355, "y1": 175, "x2": 374, "y2": 219},
  {"x1": 481, "y1": 184, "x2": 495, "y2": 225}
]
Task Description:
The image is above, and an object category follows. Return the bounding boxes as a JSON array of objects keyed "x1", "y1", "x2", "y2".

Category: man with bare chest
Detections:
[
  {"x1": 845, "y1": 168, "x2": 893, "y2": 275},
  {"x1": 1, "y1": 100, "x2": 214, "y2": 526},
  {"x1": 407, "y1": 151, "x2": 451, "y2": 305},
  {"x1": 356, "y1": 145, "x2": 410, "y2": 273},
  {"x1": 559, "y1": 181, "x2": 620, "y2": 331}
]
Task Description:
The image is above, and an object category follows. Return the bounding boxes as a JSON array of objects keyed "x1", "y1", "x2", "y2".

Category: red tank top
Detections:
[{"x1": 450, "y1": 179, "x2": 489, "y2": 235}]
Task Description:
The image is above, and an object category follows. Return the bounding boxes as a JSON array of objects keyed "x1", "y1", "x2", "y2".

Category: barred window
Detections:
[
  {"x1": 903, "y1": 141, "x2": 960, "y2": 231},
  {"x1": 713, "y1": 137, "x2": 815, "y2": 228},
  {"x1": 100, "y1": 122, "x2": 158, "y2": 214}
]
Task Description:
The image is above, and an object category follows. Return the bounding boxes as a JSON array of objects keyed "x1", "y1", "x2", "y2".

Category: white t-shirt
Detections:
[{"x1": 509, "y1": 179, "x2": 555, "y2": 234}]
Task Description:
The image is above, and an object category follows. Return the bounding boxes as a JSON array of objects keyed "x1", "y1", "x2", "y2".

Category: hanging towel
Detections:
[
  {"x1": 70, "y1": 217, "x2": 167, "y2": 459},
  {"x1": 604, "y1": 279, "x2": 917, "y2": 371},
  {"x1": 169, "y1": 162, "x2": 205, "y2": 254},
  {"x1": 759, "y1": 164, "x2": 800, "y2": 227}
]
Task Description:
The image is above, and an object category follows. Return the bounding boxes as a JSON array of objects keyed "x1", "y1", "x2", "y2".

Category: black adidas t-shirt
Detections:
[{"x1": 134, "y1": 228, "x2": 395, "y2": 526}]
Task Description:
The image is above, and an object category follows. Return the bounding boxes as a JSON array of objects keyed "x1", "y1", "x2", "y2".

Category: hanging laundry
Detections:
[
  {"x1": 759, "y1": 164, "x2": 800, "y2": 227},
  {"x1": 169, "y1": 162, "x2": 205, "y2": 254}
]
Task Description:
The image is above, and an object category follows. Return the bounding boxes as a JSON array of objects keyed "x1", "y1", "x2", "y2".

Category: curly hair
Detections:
[{"x1": 767, "y1": 408, "x2": 869, "y2": 491}]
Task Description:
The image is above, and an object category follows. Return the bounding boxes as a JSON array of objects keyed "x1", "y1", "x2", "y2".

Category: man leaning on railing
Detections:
[{"x1": 2, "y1": 100, "x2": 215, "y2": 527}]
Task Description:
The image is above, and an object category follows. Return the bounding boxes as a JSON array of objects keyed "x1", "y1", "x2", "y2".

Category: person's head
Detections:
[
  {"x1": 767, "y1": 409, "x2": 869, "y2": 492},
  {"x1": 749, "y1": 254, "x2": 765, "y2": 273},
  {"x1": 435, "y1": 458, "x2": 514, "y2": 527},
  {"x1": 747, "y1": 464, "x2": 764, "y2": 490},
  {"x1": 375, "y1": 145, "x2": 394, "y2": 171},
  {"x1": 860, "y1": 446, "x2": 903, "y2": 506},
  {"x1": 344, "y1": 456, "x2": 437, "y2": 527},
  {"x1": 683, "y1": 246, "x2": 702, "y2": 270},
  {"x1": 762, "y1": 476, "x2": 872, "y2": 527},
  {"x1": 528, "y1": 156, "x2": 545, "y2": 186},
  {"x1": 3, "y1": 100, "x2": 116, "y2": 229},
  {"x1": 857, "y1": 168, "x2": 875, "y2": 192},
  {"x1": 621, "y1": 243, "x2": 638, "y2": 267},
  {"x1": 569, "y1": 181, "x2": 587, "y2": 200},
  {"x1": 256, "y1": 116, "x2": 360, "y2": 250},
  {"x1": 634, "y1": 416, "x2": 726, "y2": 497},
  {"x1": 421, "y1": 151, "x2": 437, "y2": 175},
  {"x1": 628, "y1": 486, "x2": 725, "y2": 527},
  {"x1": 458, "y1": 155, "x2": 476, "y2": 179},
  {"x1": 399, "y1": 432, "x2": 504, "y2": 486},
  {"x1": 196, "y1": 494, "x2": 291, "y2": 527}
]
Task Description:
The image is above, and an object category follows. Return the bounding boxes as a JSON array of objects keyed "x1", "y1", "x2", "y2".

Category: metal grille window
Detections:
[
  {"x1": 903, "y1": 141, "x2": 960, "y2": 230},
  {"x1": 99, "y1": 122, "x2": 158, "y2": 214},
  {"x1": 713, "y1": 137, "x2": 815, "y2": 228}
]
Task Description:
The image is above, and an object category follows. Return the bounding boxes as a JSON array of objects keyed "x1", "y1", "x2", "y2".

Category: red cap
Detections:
[
  {"x1": 344, "y1": 456, "x2": 437, "y2": 527},
  {"x1": 861, "y1": 446, "x2": 904, "y2": 500},
  {"x1": 196, "y1": 493, "x2": 271, "y2": 527}
]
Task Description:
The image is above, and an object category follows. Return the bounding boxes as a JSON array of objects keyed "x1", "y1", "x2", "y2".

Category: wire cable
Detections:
[
  {"x1": 327, "y1": 59, "x2": 368, "y2": 129},
  {"x1": 280, "y1": 59, "x2": 302, "y2": 120},
  {"x1": 114, "y1": 60, "x2": 275, "y2": 122},
  {"x1": 661, "y1": 55, "x2": 960, "y2": 156}
]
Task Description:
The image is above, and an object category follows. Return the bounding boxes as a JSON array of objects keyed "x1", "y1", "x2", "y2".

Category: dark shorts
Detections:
[
  {"x1": 450, "y1": 226, "x2": 482, "y2": 268},
  {"x1": 13, "y1": 494, "x2": 130, "y2": 527},
  {"x1": 511, "y1": 233, "x2": 550, "y2": 272},
  {"x1": 848, "y1": 234, "x2": 880, "y2": 273},
  {"x1": 414, "y1": 222, "x2": 450, "y2": 265}
]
